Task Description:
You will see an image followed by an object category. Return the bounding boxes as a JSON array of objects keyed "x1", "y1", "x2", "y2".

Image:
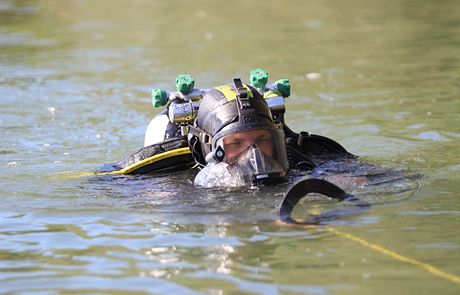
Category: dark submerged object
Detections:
[{"x1": 278, "y1": 178, "x2": 370, "y2": 225}]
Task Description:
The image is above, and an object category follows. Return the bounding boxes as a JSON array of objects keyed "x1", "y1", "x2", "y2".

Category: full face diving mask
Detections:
[
  {"x1": 230, "y1": 143, "x2": 287, "y2": 184},
  {"x1": 194, "y1": 128, "x2": 288, "y2": 188},
  {"x1": 192, "y1": 78, "x2": 289, "y2": 188}
]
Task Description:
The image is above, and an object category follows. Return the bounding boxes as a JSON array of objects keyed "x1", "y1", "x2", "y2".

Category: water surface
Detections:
[{"x1": 1, "y1": 0, "x2": 459, "y2": 294}]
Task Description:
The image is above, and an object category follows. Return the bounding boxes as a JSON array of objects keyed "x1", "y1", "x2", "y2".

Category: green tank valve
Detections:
[
  {"x1": 250, "y1": 68, "x2": 269, "y2": 89},
  {"x1": 151, "y1": 88, "x2": 169, "y2": 108},
  {"x1": 175, "y1": 74, "x2": 195, "y2": 95},
  {"x1": 275, "y1": 79, "x2": 290, "y2": 97}
]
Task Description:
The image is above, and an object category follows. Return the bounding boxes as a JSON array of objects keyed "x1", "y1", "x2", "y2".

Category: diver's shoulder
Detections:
[
  {"x1": 283, "y1": 125, "x2": 356, "y2": 169},
  {"x1": 96, "y1": 137, "x2": 195, "y2": 175}
]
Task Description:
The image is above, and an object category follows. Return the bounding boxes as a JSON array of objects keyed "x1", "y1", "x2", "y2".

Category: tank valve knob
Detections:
[
  {"x1": 175, "y1": 74, "x2": 195, "y2": 95},
  {"x1": 274, "y1": 79, "x2": 291, "y2": 98},
  {"x1": 151, "y1": 88, "x2": 169, "y2": 108},
  {"x1": 250, "y1": 68, "x2": 269, "y2": 89}
]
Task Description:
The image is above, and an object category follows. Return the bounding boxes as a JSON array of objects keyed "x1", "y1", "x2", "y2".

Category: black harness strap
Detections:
[{"x1": 189, "y1": 125, "x2": 212, "y2": 144}]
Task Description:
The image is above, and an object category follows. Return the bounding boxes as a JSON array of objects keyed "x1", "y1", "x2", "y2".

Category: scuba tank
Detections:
[
  {"x1": 146, "y1": 74, "x2": 209, "y2": 146},
  {"x1": 99, "y1": 74, "x2": 208, "y2": 175},
  {"x1": 149, "y1": 74, "x2": 208, "y2": 140}
]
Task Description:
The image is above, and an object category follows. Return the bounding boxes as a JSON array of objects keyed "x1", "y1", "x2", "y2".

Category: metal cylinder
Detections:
[
  {"x1": 265, "y1": 96, "x2": 286, "y2": 114},
  {"x1": 168, "y1": 102, "x2": 199, "y2": 124}
]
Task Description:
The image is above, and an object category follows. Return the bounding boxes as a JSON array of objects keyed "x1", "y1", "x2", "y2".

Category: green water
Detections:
[{"x1": 1, "y1": 0, "x2": 459, "y2": 294}]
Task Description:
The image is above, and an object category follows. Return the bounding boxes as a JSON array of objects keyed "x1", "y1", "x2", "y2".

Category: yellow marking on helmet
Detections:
[{"x1": 215, "y1": 84, "x2": 253, "y2": 102}]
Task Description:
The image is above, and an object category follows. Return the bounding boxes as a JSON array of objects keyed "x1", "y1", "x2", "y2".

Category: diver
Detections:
[
  {"x1": 96, "y1": 70, "x2": 422, "y2": 225},
  {"x1": 99, "y1": 70, "x2": 363, "y2": 189}
]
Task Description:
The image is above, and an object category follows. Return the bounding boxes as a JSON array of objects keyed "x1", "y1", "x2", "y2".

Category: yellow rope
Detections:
[{"x1": 326, "y1": 226, "x2": 460, "y2": 285}]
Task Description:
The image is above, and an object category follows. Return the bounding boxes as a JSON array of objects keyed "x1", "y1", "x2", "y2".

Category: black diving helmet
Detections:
[{"x1": 190, "y1": 78, "x2": 289, "y2": 187}]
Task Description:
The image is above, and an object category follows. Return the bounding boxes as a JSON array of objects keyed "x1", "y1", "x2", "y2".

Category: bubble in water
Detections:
[
  {"x1": 305, "y1": 73, "x2": 321, "y2": 80},
  {"x1": 194, "y1": 162, "x2": 245, "y2": 188}
]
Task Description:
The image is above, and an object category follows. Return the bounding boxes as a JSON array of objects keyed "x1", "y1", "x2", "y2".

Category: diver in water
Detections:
[
  {"x1": 100, "y1": 71, "x2": 364, "y2": 188},
  {"x1": 97, "y1": 71, "x2": 420, "y2": 223}
]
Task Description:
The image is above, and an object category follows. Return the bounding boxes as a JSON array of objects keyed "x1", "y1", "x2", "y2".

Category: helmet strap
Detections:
[
  {"x1": 233, "y1": 78, "x2": 258, "y2": 126},
  {"x1": 233, "y1": 78, "x2": 250, "y2": 109}
]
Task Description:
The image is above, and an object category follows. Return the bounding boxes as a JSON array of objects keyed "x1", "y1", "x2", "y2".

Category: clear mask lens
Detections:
[{"x1": 194, "y1": 128, "x2": 288, "y2": 188}]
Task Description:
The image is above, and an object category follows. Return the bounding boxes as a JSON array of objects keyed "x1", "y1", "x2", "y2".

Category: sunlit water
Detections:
[{"x1": 1, "y1": 0, "x2": 459, "y2": 294}]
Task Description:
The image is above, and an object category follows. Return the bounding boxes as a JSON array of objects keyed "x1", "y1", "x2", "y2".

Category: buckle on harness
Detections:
[
  {"x1": 189, "y1": 125, "x2": 212, "y2": 144},
  {"x1": 200, "y1": 133, "x2": 211, "y2": 145}
]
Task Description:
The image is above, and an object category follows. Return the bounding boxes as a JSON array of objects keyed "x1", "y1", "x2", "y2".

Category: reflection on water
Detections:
[{"x1": 1, "y1": 0, "x2": 460, "y2": 294}]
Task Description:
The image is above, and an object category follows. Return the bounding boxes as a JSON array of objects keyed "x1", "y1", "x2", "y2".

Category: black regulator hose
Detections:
[{"x1": 278, "y1": 178, "x2": 370, "y2": 224}]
